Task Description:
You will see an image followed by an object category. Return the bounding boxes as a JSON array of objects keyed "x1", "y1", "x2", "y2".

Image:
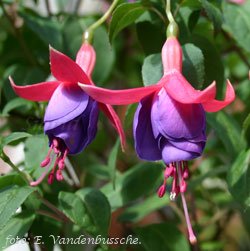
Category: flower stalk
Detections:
[
  {"x1": 166, "y1": 0, "x2": 179, "y2": 37},
  {"x1": 83, "y1": 0, "x2": 120, "y2": 43},
  {"x1": 0, "y1": 151, "x2": 33, "y2": 184}
]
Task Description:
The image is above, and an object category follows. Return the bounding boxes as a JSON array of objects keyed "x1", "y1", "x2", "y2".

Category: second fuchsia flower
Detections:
[
  {"x1": 79, "y1": 36, "x2": 235, "y2": 243},
  {"x1": 79, "y1": 37, "x2": 235, "y2": 163},
  {"x1": 10, "y1": 43, "x2": 125, "y2": 185}
]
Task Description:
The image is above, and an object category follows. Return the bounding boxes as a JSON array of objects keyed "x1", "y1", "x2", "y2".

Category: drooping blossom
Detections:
[
  {"x1": 10, "y1": 43, "x2": 125, "y2": 185},
  {"x1": 78, "y1": 36, "x2": 235, "y2": 243}
]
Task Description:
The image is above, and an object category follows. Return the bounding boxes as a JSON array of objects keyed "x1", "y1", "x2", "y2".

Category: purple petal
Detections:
[
  {"x1": 46, "y1": 99, "x2": 99, "y2": 154},
  {"x1": 44, "y1": 84, "x2": 89, "y2": 131},
  {"x1": 151, "y1": 88, "x2": 205, "y2": 139},
  {"x1": 80, "y1": 98, "x2": 99, "y2": 150},
  {"x1": 158, "y1": 130, "x2": 207, "y2": 143},
  {"x1": 167, "y1": 139, "x2": 205, "y2": 155},
  {"x1": 162, "y1": 142, "x2": 202, "y2": 164},
  {"x1": 188, "y1": 131, "x2": 206, "y2": 142},
  {"x1": 133, "y1": 94, "x2": 162, "y2": 161},
  {"x1": 47, "y1": 116, "x2": 85, "y2": 154}
]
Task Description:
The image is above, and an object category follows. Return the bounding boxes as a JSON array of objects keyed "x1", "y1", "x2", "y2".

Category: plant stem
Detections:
[
  {"x1": 36, "y1": 193, "x2": 70, "y2": 222},
  {"x1": 65, "y1": 157, "x2": 81, "y2": 187},
  {"x1": 1, "y1": 150, "x2": 33, "y2": 184},
  {"x1": 37, "y1": 209, "x2": 64, "y2": 222},
  {"x1": 165, "y1": 0, "x2": 178, "y2": 37},
  {"x1": 149, "y1": 6, "x2": 167, "y2": 24},
  {"x1": 83, "y1": 0, "x2": 120, "y2": 42},
  {"x1": 166, "y1": 0, "x2": 174, "y2": 23}
]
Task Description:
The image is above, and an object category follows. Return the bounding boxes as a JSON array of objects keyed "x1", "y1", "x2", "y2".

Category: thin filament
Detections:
[
  {"x1": 177, "y1": 162, "x2": 197, "y2": 244},
  {"x1": 30, "y1": 165, "x2": 50, "y2": 186}
]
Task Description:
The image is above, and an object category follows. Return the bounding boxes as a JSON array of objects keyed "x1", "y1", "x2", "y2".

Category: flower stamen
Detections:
[
  {"x1": 157, "y1": 161, "x2": 197, "y2": 244},
  {"x1": 31, "y1": 137, "x2": 69, "y2": 186},
  {"x1": 40, "y1": 143, "x2": 54, "y2": 167},
  {"x1": 177, "y1": 162, "x2": 197, "y2": 244},
  {"x1": 30, "y1": 164, "x2": 50, "y2": 186}
]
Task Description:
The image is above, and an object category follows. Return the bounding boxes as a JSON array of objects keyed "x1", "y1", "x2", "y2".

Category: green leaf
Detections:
[
  {"x1": 92, "y1": 26, "x2": 115, "y2": 84},
  {"x1": 58, "y1": 191, "x2": 86, "y2": 226},
  {"x1": 0, "y1": 132, "x2": 31, "y2": 152},
  {"x1": 101, "y1": 162, "x2": 162, "y2": 210},
  {"x1": 141, "y1": 53, "x2": 162, "y2": 86},
  {"x1": 62, "y1": 17, "x2": 82, "y2": 58},
  {"x1": 181, "y1": 0, "x2": 202, "y2": 9},
  {"x1": 108, "y1": 139, "x2": 120, "y2": 189},
  {"x1": 242, "y1": 113, "x2": 250, "y2": 138},
  {"x1": 136, "y1": 12, "x2": 165, "y2": 55},
  {"x1": 0, "y1": 174, "x2": 25, "y2": 190},
  {"x1": 109, "y1": 3, "x2": 147, "y2": 42},
  {"x1": 223, "y1": 2, "x2": 250, "y2": 53},
  {"x1": 3, "y1": 65, "x2": 47, "y2": 101},
  {"x1": 188, "y1": 10, "x2": 200, "y2": 32},
  {"x1": 227, "y1": 150, "x2": 250, "y2": 208},
  {"x1": 135, "y1": 223, "x2": 190, "y2": 251},
  {"x1": 207, "y1": 111, "x2": 246, "y2": 158},
  {"x1": 21, "y1": 12, "x2": 63, "y2": 49},
  {"x1": 1, "y1": 98, "x2": 33, "y2": 116},
  {"x1": 62, "y1": 16, "x2": 95, "y2": 57},
  {"x1": 0, "y1": 186, "x2": 36, "y2": 230},
  {"x1": 85, "y1": 164, "x2": 111, "y2": 180},
  {"x1": 190, "y1": 35, "x2": 224, "y2": 92},
  {"x1": 201, "y1": 0, "x2": 222, "y2": 32},
  {"x1": 60, "y1": 189, "x2": 111, "y2": 237},
  {"x1": 182, "y1": 43, "x2": 205, "y2": 88},
  {"x1": 141, "y1": 43, "x2": 204, "y2": 88},
  {"x1": 24, "y1": 134, "x2": 48, "y2": 170},
  {"x1": 0, "y1": 211, "x2": 35, "y2": 249},
  {"x1": 76, "y1": 188, "x2": 111, "y2": 236},
  {"x1": 119, "y1": 195, "x2": 169, "y2": 223}
]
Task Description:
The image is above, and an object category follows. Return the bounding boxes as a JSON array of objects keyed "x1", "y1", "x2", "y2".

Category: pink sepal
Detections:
[
  {"x1": 49, "y1": 46, "x2": 90, "y2": 84},
  {"x1": 163, "y1": 71, "x2": 216, "y2": 104},
  {"x1": 99, "y1": 103, "x2": 126, "y2": 151},
  {"x1": 76, "y1": 43, "x2": 96, "y2": 76},
  {"x1": 202, "y1": 80, "x2": 235, "y2": 112},
  {"x1": 78, "y1": 82, "x2": 163, "y2": 105},
  {"x1": 9, "y1": 76, "x2": 59, "y2": 101}
]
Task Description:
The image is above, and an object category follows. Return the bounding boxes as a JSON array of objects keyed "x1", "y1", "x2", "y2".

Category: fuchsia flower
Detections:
[
  {"x1": 79, "y1": 37, "x2": 235, "y2": 243},
  {"x1": 10, "y1": 43, "x2": 125, "y2": 185}
]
